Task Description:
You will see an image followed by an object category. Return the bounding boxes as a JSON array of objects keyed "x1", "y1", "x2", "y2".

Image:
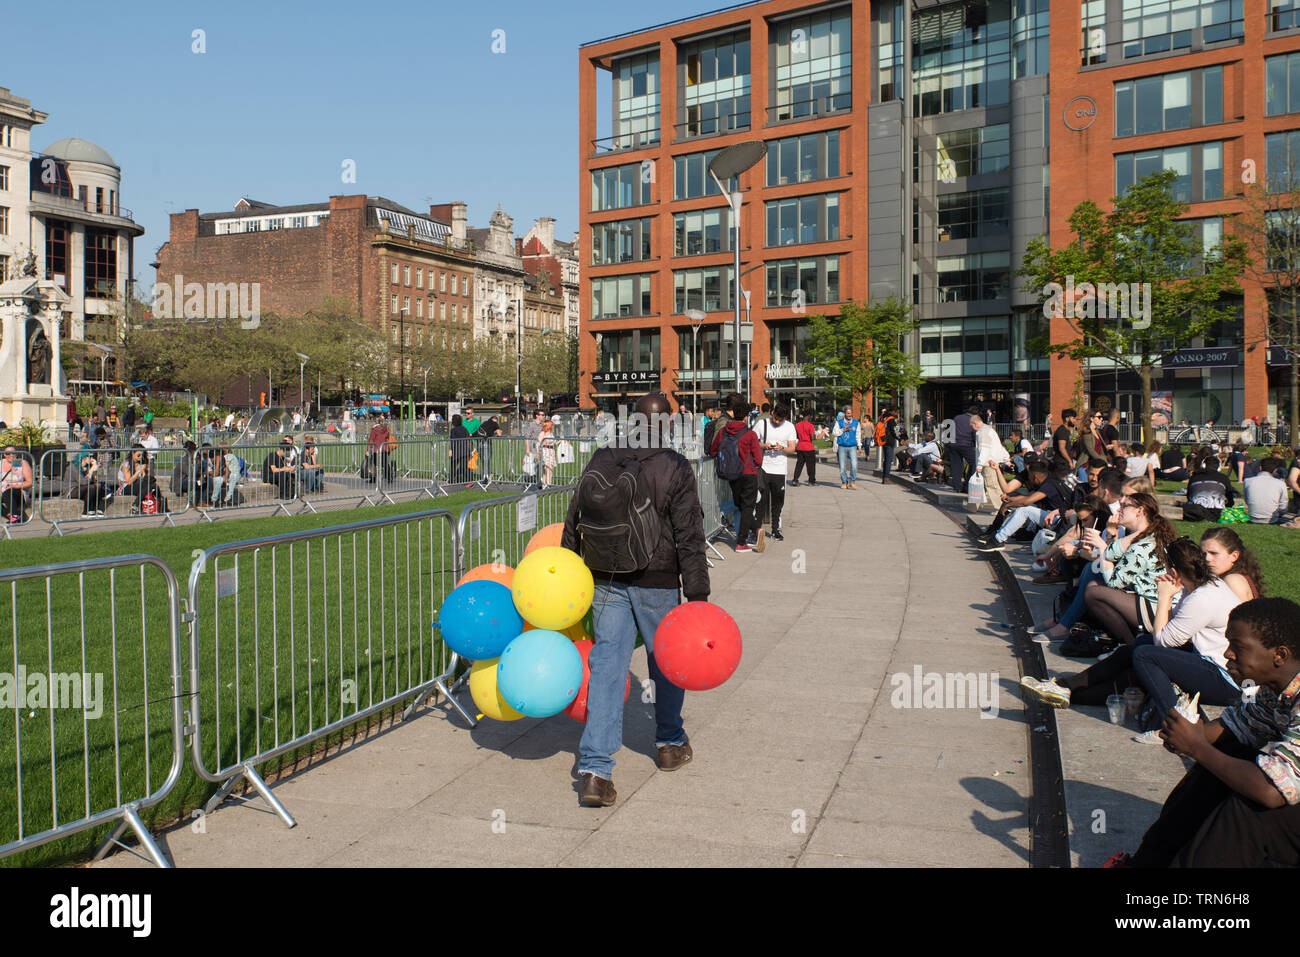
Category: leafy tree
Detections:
[
  {"x1": 804, "y1": 295, "x2": 925, "y2": 408},
  {"x1": 1020, "y1": 169, "x2": 1248, "y2": 442},
  {"x1": 1232, "y1": 154, "x2": 1300, "y2": 445}
]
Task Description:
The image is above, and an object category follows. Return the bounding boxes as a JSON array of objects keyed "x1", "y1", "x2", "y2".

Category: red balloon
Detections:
[
  {"x1": 652, "y1": 602, "x2": 742, "y2": 691},
  {"x1": 564, "y1": 639, "x2": 631, "y2": 723}
]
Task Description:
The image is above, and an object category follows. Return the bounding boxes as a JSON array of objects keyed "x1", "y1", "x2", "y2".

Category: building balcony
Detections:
[
  {"x1": 590, "y1": 129, "x2": 661, "y2": 156},
  {"x1": 29, "y1": 190, "x2": 137, "y2": 227}
]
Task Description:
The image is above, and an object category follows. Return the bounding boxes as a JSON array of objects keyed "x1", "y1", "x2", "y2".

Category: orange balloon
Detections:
[
  {"x1": 457, "y1": 563, "x2": 514, "y2": 589},
  {"x1": 524, "y1": 523, "x2": 565, "y2": 556}
]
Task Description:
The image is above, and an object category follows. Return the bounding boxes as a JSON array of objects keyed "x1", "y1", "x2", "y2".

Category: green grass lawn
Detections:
[
  {"x1": 1170, "y1": 521, "x2": 1300, "y2": 604},
  {"x1": 0, "y1": 485, "x2": 587, "y2": 868}
]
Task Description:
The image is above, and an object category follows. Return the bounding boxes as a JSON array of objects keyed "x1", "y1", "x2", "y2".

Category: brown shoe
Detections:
[
  {"x1": 578, "y1": 772, "x2": 616, "y2": 807},
  {"x1": 656, "y1": 740, "x2": 693, "y2": 771},
  {"x1": 755, "y1": 529, "x2": 766, "y2": 552}
]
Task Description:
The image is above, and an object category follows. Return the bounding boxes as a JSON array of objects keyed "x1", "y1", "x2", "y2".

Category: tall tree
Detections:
[
  {"x1": 1020, "y1": 168, "x2": 1248, "y2": 442},
  {"x1": 804, "y1": 296, "x2": 925, "y2": 408},
  {"x1": 1232, "y1": 148, "x2": 1300, "y2": 445}
]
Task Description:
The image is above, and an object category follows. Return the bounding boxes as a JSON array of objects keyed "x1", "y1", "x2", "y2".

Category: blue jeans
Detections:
[
  {"x1": 837, "y1": 444, "x2": 858, "y2": 483},
  {"x1": 1057, "y1": 562, "x2": 1101, "y2": 630},
  {"x1": 882, "y1": 443, "x2": 897, "y2": 480},
  {"x1": 578, "y1": 583, "x2": 687, "y2": 780},
  {"x1": 994, "y1": 505, "x2": 1051, "y2": 543},
  {"x1": 1132, "y1": 644, "x2": 1239, "y2": 730}
]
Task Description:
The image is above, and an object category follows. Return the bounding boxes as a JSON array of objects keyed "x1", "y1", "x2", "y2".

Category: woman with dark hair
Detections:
[
  {"x1": 1125, "y1": 537, "x2": 1244, "y2": 741},
  {"x1": 1081, "y1": 491, "x2": 1176, "y2": 644},
  {"x1": 1073, "y1": 409, "x2": 1110, "y2": 483},
  {"x1": 449, "y1": 414, "x2": 471, "y2": 484},
  {"x1": 1020, "y1": 538, "x2": 1241, "y2": 729},
  {"x1": 116, "y1": 446, "x2": 161, "y2": 512},
  {"x1": 1199, "y1": 526, "x2": 1265, "y2": 602},
  {"x1": 1157, "y1": 442, "x2": 1190, "y2": 483}
]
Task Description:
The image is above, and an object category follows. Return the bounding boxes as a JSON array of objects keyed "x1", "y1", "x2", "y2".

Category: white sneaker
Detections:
[
  {"x1": 1031, "y1": 632, "x2": 1053, "y2": 645},
  {"x1": 1132, "y1": 730, "x2": 1164, "y2": 745},
  {"x1": 1019, "y1": 675, "x2": 1071, "y2": 707}
]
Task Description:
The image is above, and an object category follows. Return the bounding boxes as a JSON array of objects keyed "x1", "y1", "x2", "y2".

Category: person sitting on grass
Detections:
[
  {"x1": 1020, "y1": 538, "x2": 1240, "y2": 730},
  {"x1": 1156, "y1": 443, "x2": 1190, "y2": 483},
  {"x1": 1182, "y1": 446, "x2": 1234, "y2": 522},
  {"x1": 1110, "y1": 598, "x2": 1300, "y2": 867},
  {"x1": 1244, "y1": 457, "x2": 1290, "y2": 524}
]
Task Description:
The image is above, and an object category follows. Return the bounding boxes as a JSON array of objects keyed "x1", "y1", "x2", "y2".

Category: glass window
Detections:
[
  {"x1": 674, "y1": 149, "x2": 726, "y2": 200},
  {"x1": 679, "y1": 29, "x2": 751, "y2": 138},
  {"x1": 1115, "y1": 70, "x2": 1204, "y2": 137},
  {"x1": 1267, "y1": 52, "x2": 1300, "y2": 115},
  {"x1": 1203, "y1": 65, "x2": 1223, "y2": 125},
  {"x1": 771, "y1": 7, "x2": 852, "y2": 122},
  {"x1": 934, "y1": 188, "x2": 1011, "y2": 241},
  {"x1": 591, "y1": 217, "x2": 653, "y2": 265},
  {"x1": 764, "y1": 193, "x2": 841, "y2": 247},
  {"x1": 919, "y1": 317, "x2": 1011, "y2": 376},
  {"x1": 926, "y1": 125, "x2": 1010, "y2": 180},
  {"x1": 612, "y1": 52, "x2": 660, "y2": 150},
  {"x1": 912, "y1": 0, "x2": 1013, "y2": 118},
  {"x1": 673, "y1": 266, "x2": 735, "y2": 313},
  {"x1": 1266, "y1": 130, "x2": 1300, "y2": 192},
  {"x1": 591, "y1": 273, "x2": 653, "y2": 318},
  {"x1": 1121, "y1": 0, "x2": 1243, "y2": 58},
  {"x1": 936, "y1": 251, "x2": 1010, "y2": 302},
  {"x1": 673, "y1": 207, "x2": 731, "y2": 257},
  {"x1": 592, "y1": 162, "x2": 653, "y2": 211},
  {"x1": 766, "y1": 131, "x2": 840, "y2": 186},
  {"x1": 764, "y1": 255, "x2": 840, "y2": 307},
  {"x1": 1115, "y1": 141, "x2": 1220, "y2": 202}
]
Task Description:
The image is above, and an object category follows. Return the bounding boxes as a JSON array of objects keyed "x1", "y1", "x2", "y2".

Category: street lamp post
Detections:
[
  {"x1": 398, "y1": 307, "x2": 410, "y2": 416},
  {"x1": 685, "y1": 309, "x2": 707, "y2": 427},
  {"x1": 97, "y1": 344, "x2": 113, "y2": 392},
  {"x1": 296, "y1": 352, "x2": 309, "y2": 420},
  {"x1": 708, "y1": 141, "x2": 767, "y2": 397}
]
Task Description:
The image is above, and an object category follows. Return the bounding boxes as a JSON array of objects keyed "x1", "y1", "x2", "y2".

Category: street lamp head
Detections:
[
  {"x1": 685, "y1": 309, "x2": 707, "y2": 322},
  {"x1": 707, "y1": 140, "x2": 767, "y2": 181},
  {"x1": 296, "y1": 353, "x2": 309, "y2": 363}
]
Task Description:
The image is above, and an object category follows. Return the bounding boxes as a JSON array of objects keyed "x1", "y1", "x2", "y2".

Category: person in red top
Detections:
[
  {"x1": 791, "y1": 411, "x2": 817, "y2": 486},
  {"x1": 708, "y1": 395, "x2": 765, "y2": 552}
]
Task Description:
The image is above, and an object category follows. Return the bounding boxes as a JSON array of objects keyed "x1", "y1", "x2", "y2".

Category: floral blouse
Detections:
[{"x1": 1102, "y1": 535, "x2": 1164, "y2": 601}]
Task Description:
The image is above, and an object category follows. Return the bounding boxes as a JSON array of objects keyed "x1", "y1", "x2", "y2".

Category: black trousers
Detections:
[
  {"x1": 728, "y1": 474, "x2": 758, "y2": 547},
  {"x1": 882, "y1": 442, "x2": 897, "y2": 479},
  {"x1": 949, "y1": 444, "x2": 977, "y2": 492},
  {"x1": 1132, "y1": 735, "x2": 1300, "y2": 867},
  {"x1": 792, "y1": 449, "x2": 816, "y2": 484},
  {"x1": 757, "y1": 471, "x2": 786, "y2": 532}
]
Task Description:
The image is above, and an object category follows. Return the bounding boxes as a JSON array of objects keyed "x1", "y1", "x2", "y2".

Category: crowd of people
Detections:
[{"x1": 907, "y1": 404, "x2": 1300, "y2": 866}]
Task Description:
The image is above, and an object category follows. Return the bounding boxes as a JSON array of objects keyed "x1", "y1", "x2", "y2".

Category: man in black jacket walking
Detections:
[{"x1": 562, "y1": 393, "x2": 711, "y2": 808}]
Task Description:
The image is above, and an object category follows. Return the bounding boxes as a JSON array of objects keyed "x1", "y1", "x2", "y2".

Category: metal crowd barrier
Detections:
[
  {"x1": 0, "y1": 555, "x2": 185, "y2": 868},
  {"x1": 454, "y1": 485, "x2": 575, "y2": 578},
  {"x1": 40, "y1": 445, "x2": 192, "y2": 535},
  {"x1": 186, "y1": 508, "x2": 461, "y2": 826}
]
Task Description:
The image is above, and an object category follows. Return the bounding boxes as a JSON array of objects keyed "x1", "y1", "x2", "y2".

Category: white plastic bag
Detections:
[
  {"x1": 967, "y1": 471, "x2": 986, "y2": 505},
  {"x1": 556, "y1": 441, "x2": 574, "y2": 464}
]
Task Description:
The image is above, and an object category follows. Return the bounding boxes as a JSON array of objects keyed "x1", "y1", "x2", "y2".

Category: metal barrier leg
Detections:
[
  {"x1": 91, "y1": 804, "x2": 172, "y2": 868},
  {"x1": 402, "y1": 675, "x2": 478, "y2": 727},
  {"x1": 706, "y1": 539, "x2": 727, "y2": 561},
  {"x1": 204, "y1": 764, "x2": 296, "y2": 828}
]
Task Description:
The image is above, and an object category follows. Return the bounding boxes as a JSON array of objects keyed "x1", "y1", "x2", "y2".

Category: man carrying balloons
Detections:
[{"x1": 562, "y1": 392, "x2": 713, "y2": 808}]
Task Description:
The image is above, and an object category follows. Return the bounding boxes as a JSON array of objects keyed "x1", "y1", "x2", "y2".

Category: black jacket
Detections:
[{"x1": 562, "y1": 446, "x2": 711, "y2": 601}]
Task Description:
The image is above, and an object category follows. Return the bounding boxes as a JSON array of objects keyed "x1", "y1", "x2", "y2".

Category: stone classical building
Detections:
[
  {"x1": 0, "y1": 87, "x2": 144, "y2": 363},
  {"x1": 518, "y1": 216, "x2": 581, "y2": 337}
]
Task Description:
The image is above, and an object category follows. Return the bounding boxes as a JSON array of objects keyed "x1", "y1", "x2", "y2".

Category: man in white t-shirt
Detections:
[
  {"x1": 755, "y1": 402, "x2": 797, "y2": 541},
  {"x1": 138, "y1": 424, "x2": 160, "y2": 462}
]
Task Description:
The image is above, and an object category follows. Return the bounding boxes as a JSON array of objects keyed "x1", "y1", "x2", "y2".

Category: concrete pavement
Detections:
[{"x1": 96, "y1": 477, "x2": 1032, "y2": 868}]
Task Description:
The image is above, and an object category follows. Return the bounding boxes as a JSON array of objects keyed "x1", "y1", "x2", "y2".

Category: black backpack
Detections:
[
  {"x1": 715, "y1": 426, "x2": 749, "y2": 481},
  {"x1": 574, "y1": 451, "x2": 665, "y2": 574}
]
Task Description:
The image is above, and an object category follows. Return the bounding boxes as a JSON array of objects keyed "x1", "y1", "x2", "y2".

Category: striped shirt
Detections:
[{"x1": 1221, "y1": 672, "x2": 1300, "y2": 805}]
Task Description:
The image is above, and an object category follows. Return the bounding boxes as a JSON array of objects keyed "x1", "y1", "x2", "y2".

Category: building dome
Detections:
[{"x1": 40, "y1": 137, "x2": 118, "y2": 169}]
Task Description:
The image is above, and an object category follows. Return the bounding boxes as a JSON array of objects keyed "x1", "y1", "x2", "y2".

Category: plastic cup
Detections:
[
  {"x1": 1106, "y1": 694, "x2": 1125, "y2": 725},
  {"x1": 1123, "y1": 687, "x2": 1145, "y2": 719}
]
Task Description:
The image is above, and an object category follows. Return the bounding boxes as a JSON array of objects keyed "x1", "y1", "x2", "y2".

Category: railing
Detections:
[
  {"x1": 673, "y1": 112, "x2": 752, "y2": 141},
  {"x1": 186, "y1": 508, "x2": 462, "y2": 826},
  {"x1": 39, "y1": 445, "x2": 192, "y2": 533},
  {"x1": 0, "y1": 449, "x2": 38, "y2": 538},
  {"x1": 0, "y1": 556, "x2": 184, "y2": 867},
  {"x1": 591, "y1": 129, "x2": 662, "y2": 155},
  {"x1": 766, "y1": 91, "x2": 852, "y2": 125},
  {"x1": 29, "y1": 190, "x2": 134, "y2": 222}
]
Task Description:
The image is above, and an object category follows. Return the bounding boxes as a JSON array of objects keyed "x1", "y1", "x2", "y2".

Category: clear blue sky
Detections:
[{"x1": 6, "y1": 0, "x2": 724, "y2": 284}]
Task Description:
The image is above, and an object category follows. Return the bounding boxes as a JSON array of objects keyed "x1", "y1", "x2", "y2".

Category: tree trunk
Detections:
[
  {"x1": 1292, "y1": 304, "x2": 1299, "y2": 446},
  {"x1": 1140, "y1": 362, "x2": 1153, "y2": 448}
]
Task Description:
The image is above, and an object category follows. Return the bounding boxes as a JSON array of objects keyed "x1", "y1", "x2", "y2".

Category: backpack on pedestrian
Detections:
[
  {"x1": 715, "y1": 426, "x2": 750, "y2": 481},
  {"x1": 572, "y1": 452, "x2": 665, "y2": 574}
]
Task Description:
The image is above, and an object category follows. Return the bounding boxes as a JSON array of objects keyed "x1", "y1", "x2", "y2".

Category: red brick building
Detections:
[{"x1": 153, "y1": 195, "x2": 479, "y2": 385}]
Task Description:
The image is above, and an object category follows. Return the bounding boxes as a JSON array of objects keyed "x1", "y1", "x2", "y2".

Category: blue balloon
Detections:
[
  {"x1": 497, "y1": 630, "x2": 583, "y2": 718},
  {"x1": 436, "y1": 581, "x2": 525, "y2": 660}
]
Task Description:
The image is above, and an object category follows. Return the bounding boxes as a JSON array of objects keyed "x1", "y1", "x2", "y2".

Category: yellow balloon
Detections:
[
  {"x1": 512, "y1": 546, "x2": 594, "y2": 631},
  {"x1": 469, "y1": 657, "x2": 524, "y2": 721}
]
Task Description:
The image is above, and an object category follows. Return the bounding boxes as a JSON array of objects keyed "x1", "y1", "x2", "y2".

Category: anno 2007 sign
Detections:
[{"x1": 1064, "y1": 96, "x2": 1097, "y2": 131}]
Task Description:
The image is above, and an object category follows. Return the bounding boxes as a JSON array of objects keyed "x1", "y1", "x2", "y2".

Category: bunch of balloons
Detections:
[{"x1": 438, "y1": 522, "x2": 742, "y2": 723}]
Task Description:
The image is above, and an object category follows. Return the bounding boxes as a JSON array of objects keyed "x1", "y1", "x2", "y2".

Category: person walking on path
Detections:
[
  {"x1": 878, "y1": 406, "x2": 901, "y2": 484},
  {"x1": 755, "y1": 402, "x2": 796, "y2": 540},
  {"x1": 562, "y1": 392, "x2": 711, "y2": 808},
  {"x1": 833, "y1": 406, "x2": 861, "y2": 489},
  {"x1": 709, "y1": 394, "x2": 764, "y2": 552},
  {"x1": 791, "y1": 410, "x2": 817, "y2": 486}
]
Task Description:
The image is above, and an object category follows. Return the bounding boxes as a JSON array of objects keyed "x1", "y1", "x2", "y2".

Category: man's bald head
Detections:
[{"x1": 636, "y1": 393, "x2": 672, "y2": 417}]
